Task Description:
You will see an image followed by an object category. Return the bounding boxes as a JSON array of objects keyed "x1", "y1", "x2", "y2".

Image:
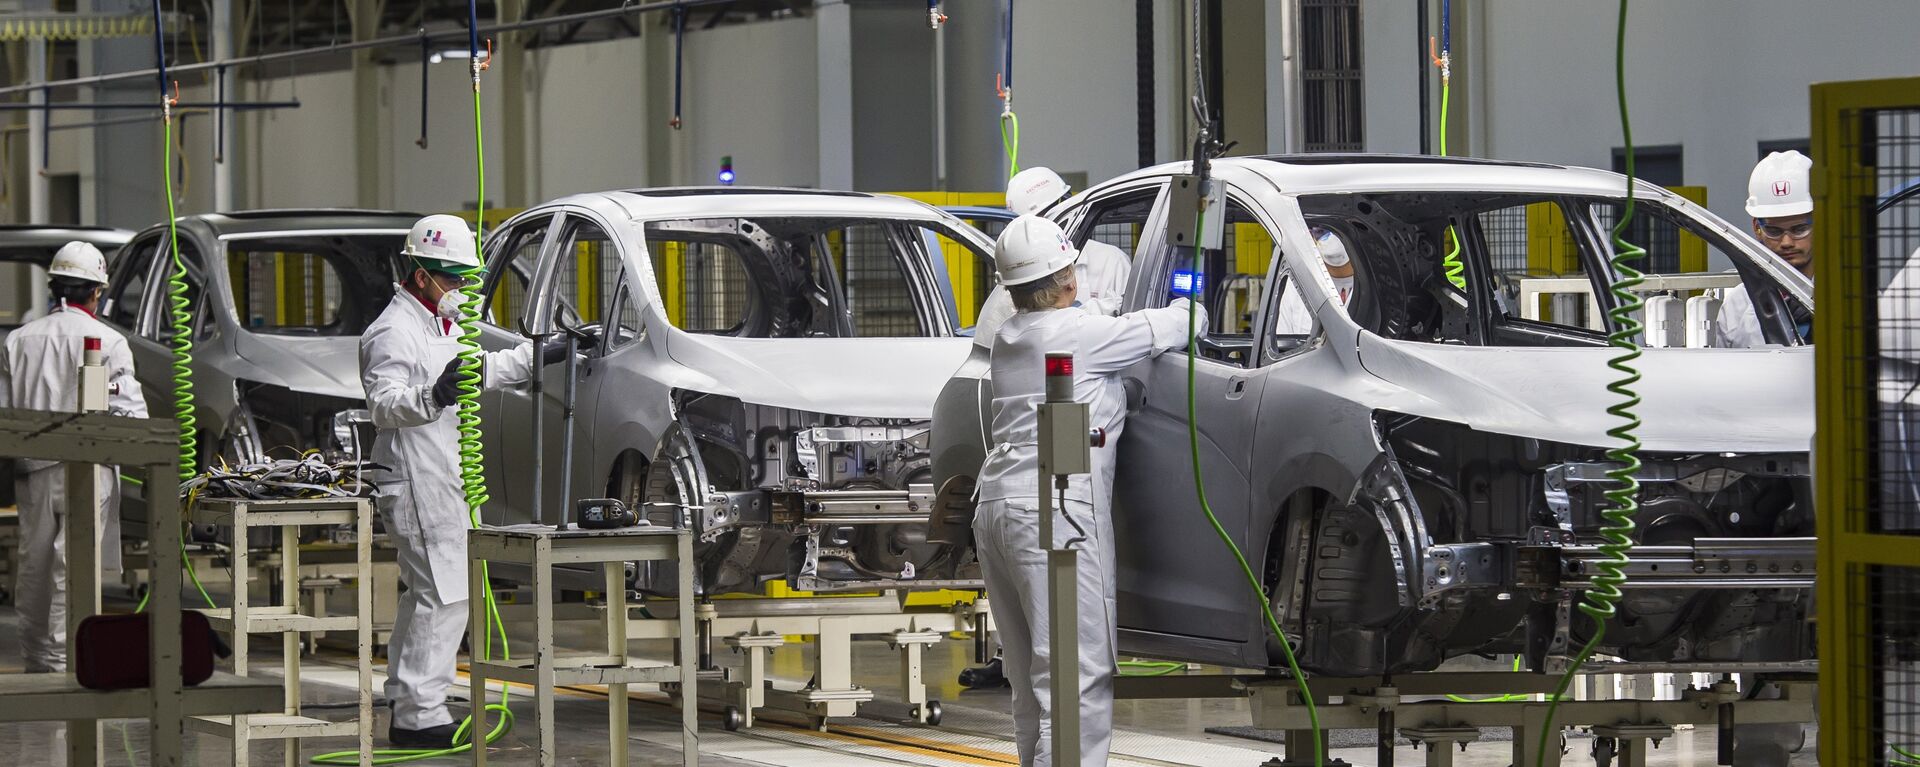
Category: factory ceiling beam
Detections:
[{"x1": 0, "y1": 0, "x2": 745, "y2": 97}]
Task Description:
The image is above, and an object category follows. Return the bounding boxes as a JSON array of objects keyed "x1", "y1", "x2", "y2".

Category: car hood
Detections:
[
  {"x1": 665, "y1": 334, "x2": 972, "y2": 419},
  {"x1": 1357, "y1": 336, "x2": 1814, "y2": 454},
  {"x1": 232, "y1": 333, "x2": 365, "y2": 400}
]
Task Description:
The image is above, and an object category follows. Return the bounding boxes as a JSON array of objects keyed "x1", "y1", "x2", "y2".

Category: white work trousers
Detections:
[
  {"x1": 15, "y1": 464, "x2": 116, "y2": 673},
  {"x1": 974, "y1": 497, "x2": 1117, "y2": 767},
  {"x1": 383, "y1": 515, "x2": 470, "y2": 731}
]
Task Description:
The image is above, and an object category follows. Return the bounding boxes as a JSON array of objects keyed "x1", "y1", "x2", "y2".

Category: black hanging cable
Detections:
[
  {"x1": 417, "y1": 29, "x2": 430, "y2": 148},
  {"x1": 669, "y1": 4, "x2": 685, "y2": 129}
]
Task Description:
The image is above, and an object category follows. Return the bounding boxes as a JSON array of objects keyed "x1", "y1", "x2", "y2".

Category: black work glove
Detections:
[{"x1": 432, "y1": 358, "x2": 467, "y2": 408}]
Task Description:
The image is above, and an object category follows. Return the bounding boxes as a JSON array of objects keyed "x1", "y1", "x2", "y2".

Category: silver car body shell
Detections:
[
  {"x1": 474, "y1": 190, "x2": 983, "y2": 592},
  {"x1": 933, "y1": 156, "x2": 1814, "y2": 671}
]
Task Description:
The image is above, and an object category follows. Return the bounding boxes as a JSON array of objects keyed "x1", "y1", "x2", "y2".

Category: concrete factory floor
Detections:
[{"x1": 0, "y1": 594, "x2": 1818, "y2": 766}]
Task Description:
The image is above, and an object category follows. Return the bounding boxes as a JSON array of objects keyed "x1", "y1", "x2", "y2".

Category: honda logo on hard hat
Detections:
[{"x1": 1773, "y1": 181, "x2": 1791, "y2": 197}]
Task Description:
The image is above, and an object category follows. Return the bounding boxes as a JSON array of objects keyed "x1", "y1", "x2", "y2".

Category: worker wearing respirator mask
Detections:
[
  {"x1": 973, "y1": 215, "x2": 1201, "y2": 766},
  {"x1": 358, "y1": 214, "x2": 592, "y2": 746}
]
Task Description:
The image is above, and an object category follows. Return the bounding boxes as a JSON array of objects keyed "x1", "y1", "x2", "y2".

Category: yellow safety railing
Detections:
[{"x1": 1812, "y1": 75, "x2": 1920, "y2": 767}]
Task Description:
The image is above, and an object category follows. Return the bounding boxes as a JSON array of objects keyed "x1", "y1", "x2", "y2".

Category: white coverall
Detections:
[
  {"x1": 973, "y1": 299, "x2": 1200, "y2": 767},
  {"x1": 1717, "y1": 279, "x2": 1811, "y2": 348},
  {"x1": 974, "y1": 241, "x2": 1133, "y2": 347},
  {"x1": 1275, "y1": 273, "x2": 1353, "y2": 335},
  {"x1": 359, "y1": 290, "x2": 533, "y2": 731},
  {"x1": 0, "y1": 304, "x2": 146, "y2": 672}
]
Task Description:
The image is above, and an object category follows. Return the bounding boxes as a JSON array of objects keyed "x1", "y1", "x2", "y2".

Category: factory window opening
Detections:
[{"x1": 224, "y1": 234, "x2": 400, "y2": 337}]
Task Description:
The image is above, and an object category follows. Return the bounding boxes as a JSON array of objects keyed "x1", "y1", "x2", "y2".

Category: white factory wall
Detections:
[
  {"x1": 680, "y1": 14, "x2": 822, "y2": 189},
  {"x1": 1363, "y1": 0, "x2": 1920, "y2": 228}
]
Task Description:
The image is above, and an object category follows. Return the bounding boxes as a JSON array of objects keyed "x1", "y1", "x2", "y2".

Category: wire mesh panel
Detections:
[
  {"x1": 1478, "y1": 206, "x2": 1530, "y2": 275},
  {"x1": 836, "y1": 224, "x2": 920, "y2": 337},
  {"x1": 1817, "y1": 78, "x2": 1920, "y2": 767},
  {"x1": 1856, "y1": 564, "x2": 1920, "y2": 766}
]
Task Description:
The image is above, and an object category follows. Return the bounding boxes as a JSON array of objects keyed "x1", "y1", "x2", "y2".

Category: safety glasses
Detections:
[{"x1": 1758, "y1": 221, "x2": 1813, "y2": 241}]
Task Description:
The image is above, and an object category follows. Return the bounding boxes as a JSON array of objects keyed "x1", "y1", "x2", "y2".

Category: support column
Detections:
[
  {"x1": 497, "y1": 0, "x2": 529, "y2": 207},
  {"x1": 1263, "y1": 0, "x2": 1301, "y2": 154},
  {"x1": 349, "y1": 0, "x2": 383, "y2": 207},
  {"x1": 27, "y1": 39, "x2": 48, "y2": 223},
  {"x1": 211, "y1": 0, "x2": 233, "y2": 211},
  {"x1": 815, "y1": 0, "x2": 853, "y2": 190}
]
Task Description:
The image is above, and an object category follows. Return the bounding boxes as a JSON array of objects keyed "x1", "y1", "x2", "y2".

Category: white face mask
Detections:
[{"x1": 436, "y1": 289, "x2": 472, "y2": 320}]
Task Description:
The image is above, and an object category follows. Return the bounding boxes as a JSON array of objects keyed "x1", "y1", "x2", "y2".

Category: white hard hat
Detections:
[
  {"x1": 401, "y1": 214, "x2": 483, "y2": 276},
  {"x1": 1006, "y1": 167, "x2": 1070, "y2": 216},
  {"x1": 1745, "y1": 150, "x2": 1813, "y2": 218},
  {"x1": 993, "y1": 215, "x2": 1080, "y2": 287},
  {"x1": 48, "y1": 241, "x2": 110, "y2": 285},
  {"x1": 1313, "y1": 229, "x2": 1350, "y2": 268}
]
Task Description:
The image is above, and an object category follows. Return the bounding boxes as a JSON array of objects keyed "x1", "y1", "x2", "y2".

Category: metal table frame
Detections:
[
  {"x1": 468, "y1": 526, "x2": 697, "y2": 767},
  {"x1": 187, "y1": 498, "x2": 374, "y2": 766},
  {"x1": 0, "y1": 407, "x2": 282, "y2": 767}
]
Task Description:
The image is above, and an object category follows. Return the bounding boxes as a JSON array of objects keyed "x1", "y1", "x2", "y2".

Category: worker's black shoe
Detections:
[{"x1": 388, "y1": 722, "x2": 465, "y2": 748}]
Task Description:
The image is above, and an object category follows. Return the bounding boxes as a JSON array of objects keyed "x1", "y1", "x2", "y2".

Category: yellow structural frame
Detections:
[
  {"x1": 885, "y1": 191, "x2": 1005, "y2": 327},
  {"x1": 1812, "y1": 75, "x2": 1920, "y2": 767}
]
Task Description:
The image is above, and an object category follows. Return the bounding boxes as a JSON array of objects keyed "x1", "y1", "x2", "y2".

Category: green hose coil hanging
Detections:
[
  {"x1": 1433, "y1": 0, "x2": 1466, "y2": 291},
  {"x1": 1535, "y1": 2, "x2": 1643, "y2": 763},
  {"x1": 313, "y1": 14, "x2": 515, "y2": 765}
]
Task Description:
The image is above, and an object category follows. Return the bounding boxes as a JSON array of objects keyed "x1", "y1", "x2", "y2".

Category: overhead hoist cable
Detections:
[
  {"x1": 1534, "y1": 3, "x2": 1644, "y2": 764},
  {"x1": 669, "y1": 5, "x2": 685, "y2": 129}
]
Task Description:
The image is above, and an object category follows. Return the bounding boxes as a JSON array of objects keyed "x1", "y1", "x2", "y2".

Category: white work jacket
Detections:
[
  {"x1": 358, "y1": 290, "x2": 533, "y2": 602},
  {"x1": 1718, "y1": 278, "x2": 1810, "y2": 348},
  {"x1": 0, "y1": 304, "x2": 149, "y2": 472},
  {"x1": 976, "y1": 301, "x2": 1200, "y2": 512},
  {"x1": 971, "y1": 241, "x2": 1134, "y2": 348}
]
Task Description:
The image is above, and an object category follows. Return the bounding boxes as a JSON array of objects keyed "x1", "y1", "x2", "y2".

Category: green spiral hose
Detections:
[
  {"x1": 1434, "y1": 17, "x2": 1465, "y2": 291},
  {"x1": 1185, "y1": 205, "x2": 1323, "y2": 766},
  {"x1": 1534, "y1": 3, "x2": 1643, "y2": 763},
  {"x1": 1000, "y1": 110, "x2": 1020, "y2": 179},
  {"x1": 161, "y1": 112, "x2": 197, "y2": 482},
  {"x1": 312, "y1": 23, "x2": 516, "y2": 767}
]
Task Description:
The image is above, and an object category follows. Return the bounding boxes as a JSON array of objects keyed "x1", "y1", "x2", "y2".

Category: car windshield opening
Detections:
[
  {"x1": 225, "y1": 234, "x2": 404, "y2": 336},
  {"x1": 644, "y1": 216, "x2": 977, "y2": 339}
]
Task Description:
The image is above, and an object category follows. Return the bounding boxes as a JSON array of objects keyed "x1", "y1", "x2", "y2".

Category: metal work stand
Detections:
[
  {"x1": 625, "y1": 591, "x2": 988, "y2": 730},
  {"x1": 468, "y1": 526, "x2": 698, "y2": 767},
  {"x1": 0, "y1": 407, "x2": 283, "y2": 767},
  {"x1": 1120, "y1": 663, "x2": 1818, "y2": 767},
  {"x1": 186, "y1": 498, "x2": 375, "y2": 766}
]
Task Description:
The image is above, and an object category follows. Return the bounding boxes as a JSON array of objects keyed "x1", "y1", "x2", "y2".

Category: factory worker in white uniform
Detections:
[
  {"x1": 973, "y1": 215, "x2": 1202, "y2": 766},
  {"x1": 0, "y1": 242, "x2": 145, "y2": 673}
]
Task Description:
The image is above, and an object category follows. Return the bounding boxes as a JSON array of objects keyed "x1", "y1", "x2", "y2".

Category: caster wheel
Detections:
[
  {"x1": 723, "y1": 706, "x2": 743, "y2": 732},
  {"x1": 923, "y1": 700, "x2": 943, "y2": 726},
  {"x1": 1591, "y1": 736, "x2": 1616, "y2": 767}
]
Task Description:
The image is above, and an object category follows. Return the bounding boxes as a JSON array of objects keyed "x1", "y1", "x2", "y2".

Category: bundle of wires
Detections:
[{"x1": 179, "y1": 453, "x2": 382, "y2": 501}]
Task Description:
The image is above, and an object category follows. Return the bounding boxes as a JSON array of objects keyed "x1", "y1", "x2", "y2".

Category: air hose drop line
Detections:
[
  {"x1": 314, "y1": 3, "x2": 515, "y2": 761},
  {"x1": 1184, "y1": 203, "x2": 1323, "y2": 766},
  {"x1": 1534, "y1": 3, "x2": 1643, "y2": 764},
  {"x1": 1431, "y1": 0, "x2": 1465, "y2": 290},
  {"x1": 150, "y1": 0, "x2": 195, "y2": 485}
]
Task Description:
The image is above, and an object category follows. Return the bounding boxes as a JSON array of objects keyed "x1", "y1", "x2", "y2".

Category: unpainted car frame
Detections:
[
  {"x1": 469, "y1": 188, "x2": 994, "y2": 595},
  {"x1": 933, "y1": 155, "x2": 1815, "y2": 677}
]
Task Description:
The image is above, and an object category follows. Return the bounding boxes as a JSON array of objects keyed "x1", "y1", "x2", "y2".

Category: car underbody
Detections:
[
  {"x1": 1282, "y1": 414, "x2": 1815, "y2": 677},
  {"x1": 625, "y1": 391, "x2": 980, "y2": 597}
]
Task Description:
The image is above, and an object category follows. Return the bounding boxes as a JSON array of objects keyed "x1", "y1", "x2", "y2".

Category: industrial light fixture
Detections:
[
  {"x1": 429, "y1": 49, "x2": 474, "y2": 64},
  {"x1": 718, "y1": 155, "x2": 736, "y2": 185}
]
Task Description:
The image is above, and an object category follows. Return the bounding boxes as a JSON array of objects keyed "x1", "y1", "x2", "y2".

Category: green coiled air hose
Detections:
[
  {"x1": 1434, "y1": 0, "x2": 1466, "y2": 291},
  {"x1": 1534, "y1": 3, "x2": 1643, "y2": 763},
  {"x1": 312, "y1": 13, "x2": 515, "y2": 765}
]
